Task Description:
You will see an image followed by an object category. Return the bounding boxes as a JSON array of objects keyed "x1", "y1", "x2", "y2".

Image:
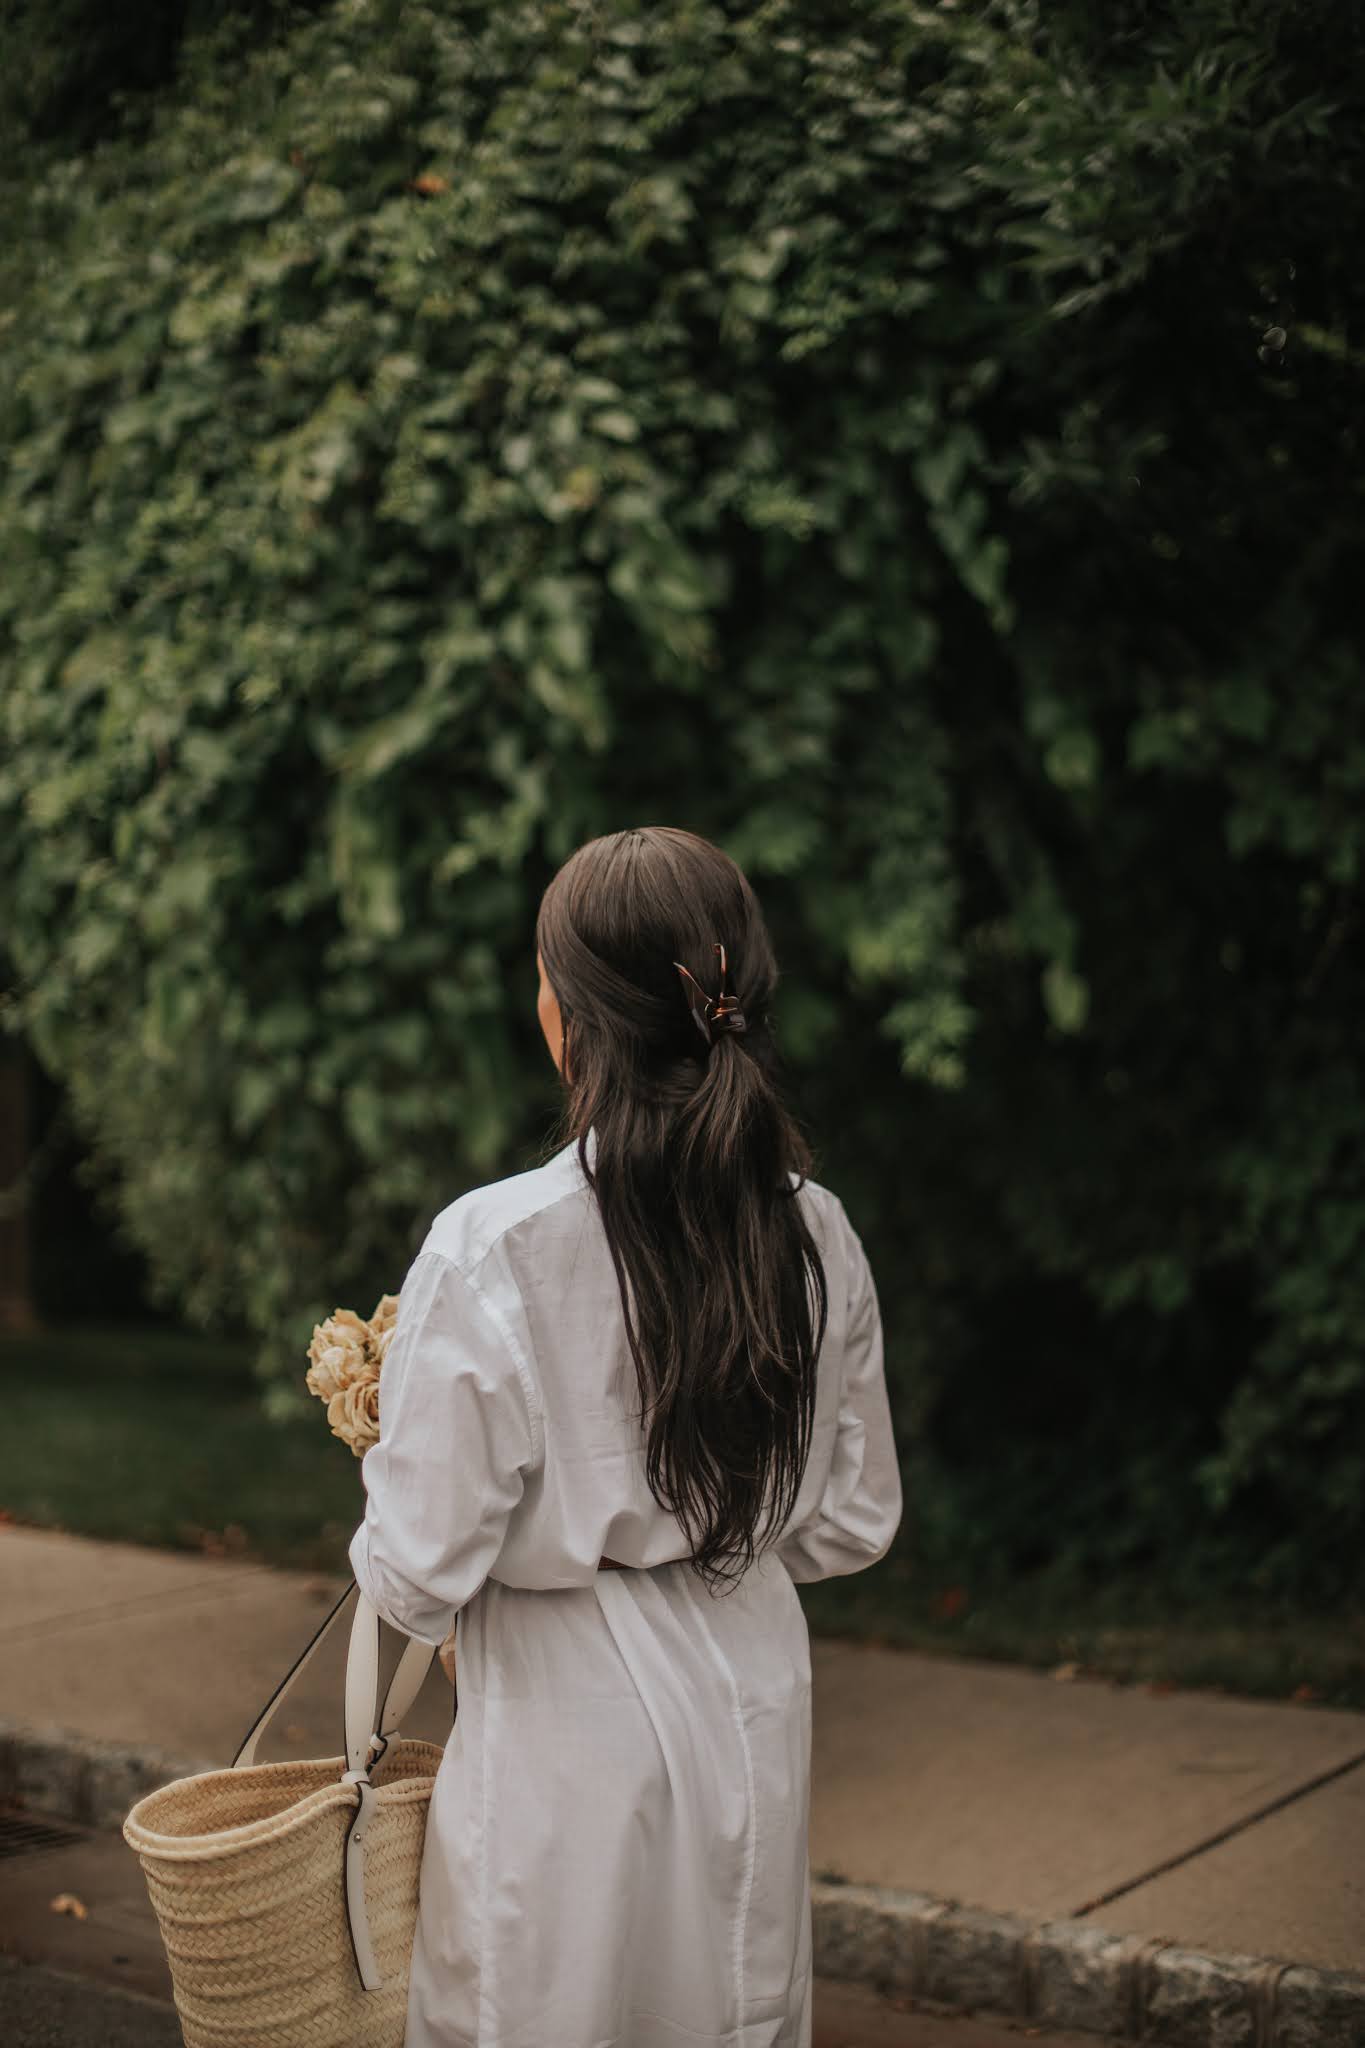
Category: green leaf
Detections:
[{"x1": 1041, "y1": 961, "x2": 1090, "y2": 1034}]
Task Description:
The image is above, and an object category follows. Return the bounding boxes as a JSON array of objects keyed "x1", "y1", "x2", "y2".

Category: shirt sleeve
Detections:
[
  {"x1": 775, "y1": 1204, "x2": 903, "y2": 1584},
  {"x1": 348, "y1": 1246, "x2": 543, "y2": 1644}
]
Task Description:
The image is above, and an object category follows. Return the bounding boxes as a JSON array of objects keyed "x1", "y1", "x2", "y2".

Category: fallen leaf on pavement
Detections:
[
  {"x1": 1051, "y1": 1661, "x2": 1080, "y2": 1682},
  {"x1": 50, "y1": 1893, "x2": 89, "y2": 1920}
]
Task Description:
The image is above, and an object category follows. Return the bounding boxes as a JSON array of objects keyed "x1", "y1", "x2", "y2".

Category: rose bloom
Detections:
[
  {"x1": 326, "y1": 1374, "x2": 381, "y2": 1458},
  {"x1": 370, "y1": 1292, "x2": 401, "y2": 1338},
  {"x1": 305, "y1": 1309, "x2": 372, "y2": 1402}
]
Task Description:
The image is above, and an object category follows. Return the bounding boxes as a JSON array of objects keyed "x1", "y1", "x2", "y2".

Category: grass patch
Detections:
[
  {"x1": 798, "y1": 1556, "x2": 1365, "y2": 1711},
  {"x1": 0, "y1": 1321, "x2": 361, "y2": 1572},
  {"x1": 5, "y1": 1322, "x2": 1362, "y2": 1709}
]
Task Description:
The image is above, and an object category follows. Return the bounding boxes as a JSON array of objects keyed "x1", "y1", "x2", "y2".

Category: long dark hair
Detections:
[{"x1": 535, "y1": 826, "x2": 829, "y2": 1591}]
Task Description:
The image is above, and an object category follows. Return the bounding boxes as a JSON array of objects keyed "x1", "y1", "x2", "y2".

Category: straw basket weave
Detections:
[{"x1": 124, "y1": 1585, "x2": 443, "y2": 2048}]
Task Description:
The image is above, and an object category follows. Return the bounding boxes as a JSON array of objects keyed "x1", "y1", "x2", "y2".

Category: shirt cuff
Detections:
[{"x1": 347, "y1": 1518, "x2": 453, "y2": 1647}]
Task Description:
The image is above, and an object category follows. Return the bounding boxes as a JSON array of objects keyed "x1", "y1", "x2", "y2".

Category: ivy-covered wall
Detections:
[{"x1": 2, "y1": 0, "x2": 1361, "y2": 1598}]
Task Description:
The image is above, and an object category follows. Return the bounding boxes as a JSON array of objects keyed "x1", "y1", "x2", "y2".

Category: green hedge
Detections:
[{"x1": 2, "y1": 0, "x2": 1362, "y2": 1599}]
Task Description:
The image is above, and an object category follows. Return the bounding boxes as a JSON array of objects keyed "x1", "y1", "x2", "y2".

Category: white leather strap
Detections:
[
  {"x1": 233, "y1": 1581, "x2": 354, "y2": 1770},
  {"x1": 233, "y1": 1580, "x2": 438, "y2": 1772},
  {"x1": 344, "y1": 1591, "x2": 382, "y2": 1778},
  {"x1": 341, "y1": 1771, "x2": 383, "y2": 1990},
  {"x1": 342, "y1": 1593, "x2": 436, "y2": 1773},
  {"x1": 341, "y1": 1593, "x2": 438, "y2": 1990},
  {"x1": 232, "y1": 1579, "x2": 439, "y2": 1995}
]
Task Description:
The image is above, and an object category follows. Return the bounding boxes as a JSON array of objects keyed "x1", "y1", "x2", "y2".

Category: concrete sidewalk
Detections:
[{"x1": 2, "y1": 1525, "x2": 1362, "y2": 2042}]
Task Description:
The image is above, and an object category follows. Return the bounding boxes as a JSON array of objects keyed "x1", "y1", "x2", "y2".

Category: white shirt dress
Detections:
[{"x1": 349, "y1": 1129, "x2": 902, "y2": 2048}]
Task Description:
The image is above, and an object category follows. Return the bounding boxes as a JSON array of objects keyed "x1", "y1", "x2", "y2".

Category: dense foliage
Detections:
[
  {"x1": 2, "y1": 0, "x2": 1362, "y2": 1599},
  {"x1": 0, "y1": 0, "x2": 325, "y2": 151}
]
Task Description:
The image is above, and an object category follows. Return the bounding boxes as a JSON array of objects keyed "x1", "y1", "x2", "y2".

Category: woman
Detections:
[{"x1": 349, "y1": 825, "x2": 902, "y2": 2048}]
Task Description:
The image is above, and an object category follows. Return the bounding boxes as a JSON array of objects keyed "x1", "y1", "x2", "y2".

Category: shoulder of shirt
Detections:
[
  {"x1": 791, "y1": 1173, "x2": 868, "y2": 1275},
  {"x1": 791, "y1": 1170, "x2": 845, "y2": 1229},
  {"x1": 415, "y1": 1144, "x2": 853, "y2": 1283},
  {"x1": 415, "y1": 1142, "x2": 591, "y2": 1280}
]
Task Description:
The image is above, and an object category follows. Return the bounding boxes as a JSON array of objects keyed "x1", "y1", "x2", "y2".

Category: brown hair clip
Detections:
[{"x1": 674, "y1": 941, "x2": 748, "y2": 1047}]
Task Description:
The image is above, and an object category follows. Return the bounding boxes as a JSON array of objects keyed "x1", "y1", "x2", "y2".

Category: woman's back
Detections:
[
  {"x1": 346, "y1": 824, "x2": 902, "y2": 2047},
  {"x1": 352, "y1": 1128, "x2": 900, "y2": 1641}
]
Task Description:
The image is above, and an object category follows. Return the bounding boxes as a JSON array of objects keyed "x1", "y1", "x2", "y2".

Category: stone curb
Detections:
[
  {"x1": 811, "y1": 1878, "x2": 1365, "y2": 2048},
  {"x1": 3, "y1": 1717, "x2": 1361, "y2": 2046},
  {"x1": 0, "y1": 1715, "x2": 216, "y2": 1835}
]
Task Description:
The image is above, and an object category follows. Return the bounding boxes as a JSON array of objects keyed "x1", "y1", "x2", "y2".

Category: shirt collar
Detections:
[{"x1": 556, "y1": 1126, "x2": 598, "y2": 1174}]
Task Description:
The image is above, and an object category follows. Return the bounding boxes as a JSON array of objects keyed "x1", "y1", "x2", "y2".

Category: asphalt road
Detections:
[
  {"x1": 0, "y1": 1961, "x2": 1098, "y2": 2048},
  {"x1": 0, "y1": 1814, "x2": 1092, "y2": 2047},
  {"x1": 1, "y1": 1958, "x2": 184, "y2": 2048}
]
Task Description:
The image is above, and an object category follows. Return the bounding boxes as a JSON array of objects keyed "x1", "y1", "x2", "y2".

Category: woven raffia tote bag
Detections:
[{"x1": 124, "y1": 1583, "x2": 444, "y2": 2048}]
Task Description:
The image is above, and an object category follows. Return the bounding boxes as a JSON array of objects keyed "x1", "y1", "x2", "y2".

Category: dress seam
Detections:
[
  {"x1": 477, "y1": 1690, "x2": 491, "y2": 2048},
  {"x1": 679, "y1": 1573, "x2": 757, "y2": 2033}
]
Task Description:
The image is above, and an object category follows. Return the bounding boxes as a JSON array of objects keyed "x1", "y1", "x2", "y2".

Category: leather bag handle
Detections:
[
  {"x1": 340, "y1": 1590, "x2": 436, "y2": 1989},
  {"x1": 231, "y1": 1579, "x2": 439, "y2": 1995},
  {"x1": 232, "y1": 1579, "x2": 436, "y2": 1771}
]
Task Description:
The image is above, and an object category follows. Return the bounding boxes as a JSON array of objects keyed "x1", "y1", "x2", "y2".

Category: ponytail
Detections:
[{"x1": 536, "y1": 826, "x2": 828, "y2": 1590}]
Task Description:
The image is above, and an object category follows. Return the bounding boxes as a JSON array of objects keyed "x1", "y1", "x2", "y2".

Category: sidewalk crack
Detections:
[
  {"x1": 1071, "y1": 1746, "x2": 1365, "y2": 1917},
  {"x1": 0, "y1": 1567, "x2": 314, "y2": 1648}
]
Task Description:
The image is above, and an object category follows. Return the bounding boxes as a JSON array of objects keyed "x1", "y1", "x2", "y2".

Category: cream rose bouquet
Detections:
[
  {"x1": 305, "y1": 1292, "x2": 460, "y2": 1685},
  {"x1": 304, "y1": 1292, "x2": 401, "y2": 1458}
]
